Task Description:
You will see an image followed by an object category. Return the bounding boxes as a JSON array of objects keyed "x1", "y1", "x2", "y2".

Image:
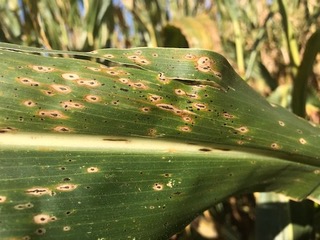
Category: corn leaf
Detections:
[{"x1": 0, "y1": 43, "x2": 319, "y2": 239}]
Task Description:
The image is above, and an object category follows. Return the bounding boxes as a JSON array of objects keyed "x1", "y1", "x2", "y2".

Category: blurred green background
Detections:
[{"x1": 0, "y1": 0, "x2": 319, "y2": 239}]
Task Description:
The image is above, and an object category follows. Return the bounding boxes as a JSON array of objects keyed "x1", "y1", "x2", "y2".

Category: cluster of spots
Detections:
[
  {"x1": 174, "y1": 88, "x2": 199, "y2": 99},
  {"x1": 223, "y1": 112, "x2": 234, "y2": 119},
  {"x1": 0, "y1": 195, "x2": 7, "y2": 203},
  {"x1": 38, "y1": 110, "x2": 67, "y2": 119},
  {"x1": 34, "y1": 213, "x2": 57, "y2": 224},
  {"x1": 153, "y1": 183, "x2": 164, "y2": 191},
  {"x1": 31, "y1": 65, "x2": 55, "y2": 72},
  {"x1": 117, "y1": 77, "x2": 148, "y2": 90},
  {"x1": 77, "y1": 79, "x2": 100, "y2": 87},
  {"x1": 61, "y1": 101, "x2": 84, "y2": 109},
  {"x1": 166, "y1": 179, "x2": 175, "y2": 188},
  {"x1": 56, "y1": 184, "x2": 77, "y2": 191},
  {"x1": 157, "y1": 72, "x2": 170, "y2": 84},
  {"x1": 87, "y1": 167, "x2": 99, "y2": 173},
  {"x1": 25, "y1": 188, "x2": 53, "y2": 197},
  {"x1": 184, "y1": 53, "x2": 196, "y2": 60},
  {"x1": 155, "y1": 103, "x2": 195, "y2": 129},
  {"x1": 149, "y1": 94, "x2": 163, "y2": 102},
  {"x1": 104, "y1": 67, "x2": 128, "y2": 76},
  {"x1": 127, "y1": 51, "x2": 151, "y2": 65},
  {"x1": 14, "y1": 202, "x2": 34, "y2": 210},
  {"x1": 17, "y1": 77, "x2": 40, "y2": 87},
  {"x1": 194, "y1": 56, "x2": 222, "y2": 78}
]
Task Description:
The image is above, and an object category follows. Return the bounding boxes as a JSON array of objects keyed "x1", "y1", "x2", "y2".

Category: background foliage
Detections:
[{"x1": 0, "y1": 0, "x2": 319, "y2": 239}]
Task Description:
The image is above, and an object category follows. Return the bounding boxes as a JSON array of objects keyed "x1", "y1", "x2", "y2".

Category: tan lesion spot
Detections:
[
  {"x1": 34, "y1": 214, "x2": 57, "y2": 224},
  {"x1": 62, "y1": 73, "x2": 80, "y2": 80},
  {"x1": 53, "y1": 126, "x2": 72, "y2": 133},
  {"x1": 236, "y1": 126, "x2": 249, "y2": 133},
  {"x1": 85, "y1": 95, "x2": 101, "y2": 103},
  {"x1": 196, "y1": 56, "x2": 222, "y2": 78},
  {"x1": 223, "y1": 112, "x2": 234, "y2": 119},
  {"x1": 14, "y1": 202, "x2": 34, "y2": 210},
  {"x1": 106, "y1": 70, "x2": 120, "y2": 75},
  {"x1": 38, "y1": 110, "x2": 67, "y2": 119},
  {"x1": 77, "y1": 79, "x2": 100, "y2": 87},
  {"x1": 278, "y1": 121, "x2": 285, "y2": 126},
  {"x1": 141, "y1": 107, "x2": 151, "y2": 112},
  {"x1": 153, "y1": 183, "x2": 164, "y2": 191},
  {"x1": 50, "y1": 84, "x2": 72, "y2": 93},
  {"x1": 23, "y1": 100, "x2": 37, "y2": 107},
  {"x1": 149, "y1": 94, "x2": 163, "y2": 102},
  {"x1": 61, "y1": 101, "x2": 84, "y2": 109},
  {"x1": 136, "y1": 58, "x2": 150, "y2": 65},
  {"x1": 299, "y1": 138, "x2": 307, "y2": 144},
  {"x1": 41, "y1": 90, "x2": 55, "y2": 96},
  {"x1": 182, "y1": 116, "x2": 193, "y2": 122},
  {"x1": 148, "y1": 128, "x2": 157, "y2": 137},
  {"x1": 178, "y1": 126, "x2": 192, "y2": 132},
  {"x1": 87, "y1": 167, "x2": 99, "y2": 173},
  {"x1": 127, "y1": 53, "x2": 151, "y2": 65},
  {"x1": 18, "y1": 77, "x2": 40, "y2": 87},
  {"x1": 31, "y1": 65, "x2": 54, "y2": 72},
  {"x1": 271, "y1": 143, "x2": 281, "y2": 150},
  {"x1": 184, "y1": 53, "x2": 196, "y2": 60},
  {"x1": 63, "y1": 226, "x2": 71, "y2": 231},
  {"x1": 0, "y1": 195, "x2": 7, "y2": 203},
  {"x1": 0, "y1": 127, "x2": 17, "y2": 133},
  {"x1": 103, "y1": 54, "x2": 114, "y2": 58},
  {"x1": 56, "y1": 184, "x2": 77, "y2": 191},
  {"x1": 118, "y1": 78, "x2": 130, "y2": 84},
  {"x1": 25, "y1": 188, "x2": 52, "y2": 196},
  {"x1": 174, "y1": 89, "x2": 186, "y2": 96},
  {"x1": 132, "y1": 82, "x2": 148, "y2": 89},
  {"x1": 157, "y1": 72, "x2": 170, "y2": 84},
  {"x1": 193, "y1": 103, "x2": 207, "y2": 110}
]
